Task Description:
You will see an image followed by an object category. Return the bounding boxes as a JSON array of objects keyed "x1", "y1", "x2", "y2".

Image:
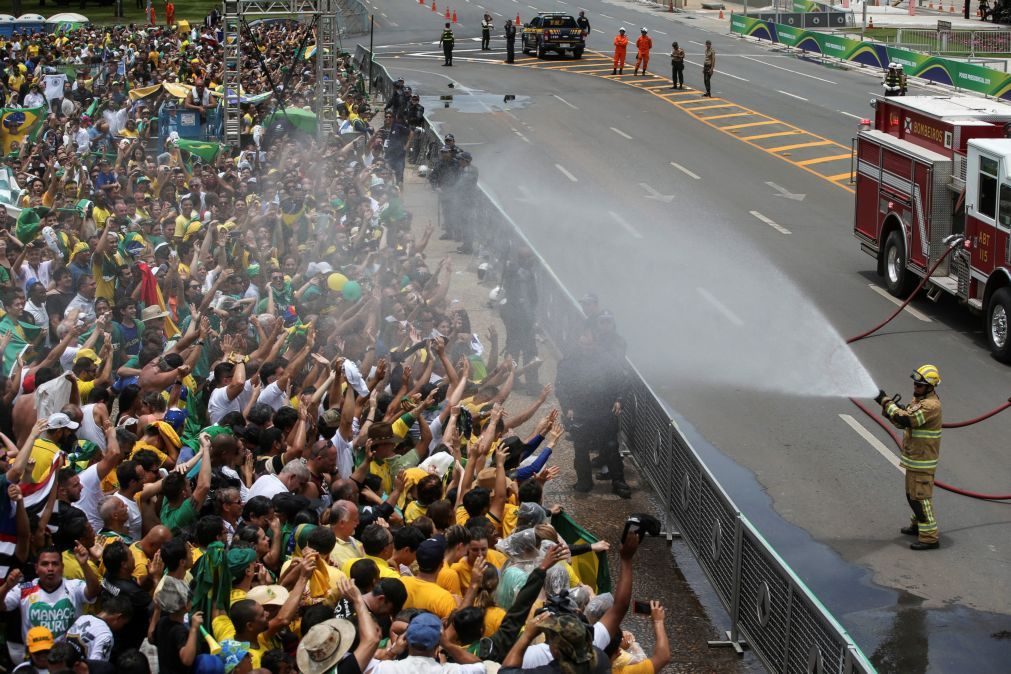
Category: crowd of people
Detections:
[{"x1": 0, "y1": 8, "x2": 667, "y2": 674}]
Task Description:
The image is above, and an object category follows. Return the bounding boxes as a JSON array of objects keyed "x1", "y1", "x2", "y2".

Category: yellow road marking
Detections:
[
  {"x1": 702, "y1": 112, "x2": 753, "y2": 121},
  {"x1": 797, "y1": 153, "x2": 852, "y2": 166},
  {"x1": 722, "y1": 120, "x2": 779, "y2": 131},
  {"x1": 740, "y1": 130, "x2": 802, "y2": 141},
  {"x1": 512, "y1": 49, "x2": 854, "y2": 193},
  {"x1": 767, "y1": 140, "x2": 832, "y2": 152},
  {"x1": 688, "y1": 103, "x2": 736, "y2": 112}
]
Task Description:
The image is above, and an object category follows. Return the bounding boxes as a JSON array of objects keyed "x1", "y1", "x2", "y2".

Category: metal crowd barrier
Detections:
[{"x1": 357, "y1": 45, "x2": 877, "y2": 674}]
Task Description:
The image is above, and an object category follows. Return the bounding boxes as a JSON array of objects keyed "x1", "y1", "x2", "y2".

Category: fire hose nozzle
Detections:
[{"x1": 943, "y1": 234, "x2": 965, "y2": 248}]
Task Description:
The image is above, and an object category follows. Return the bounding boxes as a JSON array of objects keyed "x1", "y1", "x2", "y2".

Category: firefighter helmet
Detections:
[{"x1": 911, "y1": 364, "x2": 941, "y2": 387}]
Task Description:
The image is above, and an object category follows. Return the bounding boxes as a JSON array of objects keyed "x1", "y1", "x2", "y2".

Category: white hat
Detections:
[
  {"x1": 297, "y1": 619, "x2": 356, "y2": 674},
  {"x1": 48, "y1": 413, "x2": 79, "y2": 431},
  {"x1": 641, "y1": 27, "x2": 648, "y2": 32},
  {"x1": 619, "y1": 27, "x2": 626, "y2": 32}
]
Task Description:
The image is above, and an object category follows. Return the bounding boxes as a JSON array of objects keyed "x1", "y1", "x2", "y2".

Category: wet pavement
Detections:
[{"x1": 396, "y1": 166, "x2": 759, "y2": 673}]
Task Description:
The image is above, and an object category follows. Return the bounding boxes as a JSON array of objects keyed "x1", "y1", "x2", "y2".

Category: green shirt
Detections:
[{"x1": 160, "y1": 496, "x2": 198, "y2": 534}]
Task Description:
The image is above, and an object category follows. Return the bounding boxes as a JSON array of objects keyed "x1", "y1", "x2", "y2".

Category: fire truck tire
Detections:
[
  {"x1": 986, "y1": 287, "x2": 1011, "y2": 362},
  {"x1": 883, "y1": 230, "x2": 912, "y2": 297}
]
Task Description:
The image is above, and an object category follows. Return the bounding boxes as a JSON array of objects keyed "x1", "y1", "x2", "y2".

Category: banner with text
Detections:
[{"x1": 730, "y1": 16, "x2": 1011, "y2": 99}]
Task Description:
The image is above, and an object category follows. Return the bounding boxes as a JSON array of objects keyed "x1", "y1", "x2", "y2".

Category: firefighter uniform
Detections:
[
  {"x1": 880, "y1": 365, "x2": 942, "y2": 549},
  {"x1": 612, "y1": 30, "x2": 628, "y2": 75},
  {"x1": 634, "y1": 29, "x2": 652, "y2": 76}
]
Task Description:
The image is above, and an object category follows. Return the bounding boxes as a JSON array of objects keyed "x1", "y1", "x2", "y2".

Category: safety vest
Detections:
[
  {"x1": 441, "y1": 30, "x2": 455, "y2": 45},
  {"x1": 884, "y1": 391, "x2": 941, "y2": 474}
]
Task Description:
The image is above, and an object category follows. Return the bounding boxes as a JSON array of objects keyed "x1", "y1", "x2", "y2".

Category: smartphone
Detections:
[
  {"x1": 621, "y1": 518, "x2": 641, "y2": 544},
  {"x1": 633, "y1": 601, "x2": 651, "y2": 616}
]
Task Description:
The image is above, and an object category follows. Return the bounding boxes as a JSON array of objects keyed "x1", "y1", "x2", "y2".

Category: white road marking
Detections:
[
  {"x1": 380, "y1": 11, "x2": 387, "y2": 17},
  {"x1": 552, "y1": 94, "x2": 578, "y2": 109},
  {"x1": 689, "y1": 40, "x2": 705, "y2": 45},
  {"x1": 777, "y1": 89, "x2": 808, "y2": 101},
  {"x1": 608, "y1": 210, "x2": 644, "y2": 239},
  {"x1": 610, "y1": 127, "x2": 633, "y2": 139},
  {"x1": 493, "y1": 11, "x2": 503, "y2": 15},
  {"x1": 600, "y1": 13, "x2": 614, "y2": 18},
  {"x1": 512, "y1": 128, "x2": 531, "y2": 143},
  {"x1": 868, "y1": 284, "x2": 933, "y2": 322},
  {"x1": 838, "y1": 110, "x2": 863, "y2": 120},
  {"x1": 839, "y1": 414, "x2": 902, "y2": 471},
  {"x1": 750, "y1": 210, "x2": 792, "y2": 235},
  {"x1": 653, "y1": 29, "x2": 667, "y2": 35},
  {"x1": 685, "y1": 59, "x2": 749, "y2": 81},
  {"x1": 555, "y1": 164, "x2": 578, "y2": 182},
  {"x1": 593, "y1": 28, "x2": 604, "y2": 33},
  {"x1": 670, "y1": 161, "x2": 700, "y2": 179},
  {"x1": 527, "y1": 3, "x2": 537, "y2": 8},
  {"x1": 739, "y1": 55, "x2": 836, "y2": 84},
  {"x1": 697, "y1": 288, "x2": 744, "y2": 326}
]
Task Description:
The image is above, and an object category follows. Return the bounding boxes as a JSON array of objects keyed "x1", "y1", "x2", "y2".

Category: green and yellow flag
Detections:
[
  {"x1": 551, "y1": 512, "x2": 612, "y2": 593},
  {"x1": 175, "y1": 139, "x2": 224, "y2": 164},
  {"x1": 0, "y1": 106, "x2": 46, "y2": 153}
]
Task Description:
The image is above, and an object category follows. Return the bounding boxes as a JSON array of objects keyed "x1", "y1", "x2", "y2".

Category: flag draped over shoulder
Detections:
[
  {"x1": 0, "y1": 106, "x2": 46, "y2": 153},
  {"x1": 175, "y1": 138, "x2": 224, "y2": 164},
  {"x1": 551, "y1": 512, "x2": 612, "y2": 593},
  {"x1": 136, "y1": 261, "x2": 181, "y2": 338}
]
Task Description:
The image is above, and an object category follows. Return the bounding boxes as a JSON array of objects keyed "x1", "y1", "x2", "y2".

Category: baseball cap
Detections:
[
  {"x1": 47, "y1": 412, "x2": 79, "y2": 430},
  {"x1": 405, "y1": 611, "x2": 443, "y2": 650},
  {"x1": 415, "y1": 538, "x2": 446, "y2": 571},
  {"x1": 74, "y1": 347, "x2": 102, "y2": 366},
  {"x1": 26, "y1": 626, "x2": 54, "y2": 653}
]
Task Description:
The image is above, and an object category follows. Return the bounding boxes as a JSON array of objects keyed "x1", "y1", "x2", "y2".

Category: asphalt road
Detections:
[{"x1": 357, "y1": 1, "x2": 1011, "y2": 670}]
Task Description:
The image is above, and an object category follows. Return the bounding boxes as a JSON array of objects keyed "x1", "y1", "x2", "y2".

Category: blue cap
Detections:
[{"x1": 406, "y1": 612, "x2": 442, "y2": 650}]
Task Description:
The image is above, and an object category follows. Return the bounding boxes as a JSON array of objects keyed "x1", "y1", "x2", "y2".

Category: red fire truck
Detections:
[{"x1": 854, "y1": 95, "x2": 1011, "y2": 361}]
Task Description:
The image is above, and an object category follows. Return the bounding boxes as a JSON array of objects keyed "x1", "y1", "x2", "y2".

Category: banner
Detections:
[
  {"x1": 0, "y1": 168, "x2": 22, "y2": 218},
  {"x1": 730, "y1": 16, "x2": 1011, "y2": 99},
  {"x1": 0, "y1": 106, "x2": 46, "y2": 153},
  {"x1": 43, "y1": 74, "x2": 67, "y2": 102},
  {"x1": 174, "y1": 139, "x2": 225, "y2": 163}
]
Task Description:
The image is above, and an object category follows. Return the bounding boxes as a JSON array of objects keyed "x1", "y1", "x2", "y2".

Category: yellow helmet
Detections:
[{"x1": 911, "y1": 364, "x2": 941, "y2": 387}]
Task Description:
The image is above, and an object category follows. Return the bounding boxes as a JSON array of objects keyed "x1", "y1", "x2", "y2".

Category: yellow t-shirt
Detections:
[
  {"x1": 340, "y1": 555, "x2": 400, "y2": 579},
  {"x1": 436, "y1": 564, "x2": 462, "y2": 597},
  {"x1": 92, "y1": 206, "x2": 111, "y2": 229},
  {"x1": 616, "y1": 660, "x2": 654, "y2": 674},
  {"x1": 329, "y1": 537, "x2": 365, "y2": 570},
  {"x1": 483, "y1": 606, "x2": 505, "y2": 637},
  {"x1": 77, "y1": 379, "x2": 96, "y2": 403},
  {"x1": 404, "y1": 501, "x2": 428, "y2": 524},
  {"x1": 401, "y1": 575, "x2": 457, "y2": 619},
  {"x1": 451, "y1": 550, "x2": 506, "y2": 589},
  {"x1": 211, "y1": 614, "x2": 275, "y2": 668},
  {"x1": 501, "y1": 502, "x2": 519, "y2": 539},
  {"x1": 28, "y1": 437, "x2": 62, "y2": 483},
  {"x1": 62, "y1": 550, "x2": 100, "y2": 581}
]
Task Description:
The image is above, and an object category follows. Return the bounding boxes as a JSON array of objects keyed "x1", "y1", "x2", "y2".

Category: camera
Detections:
[{"x1": 621, "y1": 513, "x2": 661, "y2": 543}]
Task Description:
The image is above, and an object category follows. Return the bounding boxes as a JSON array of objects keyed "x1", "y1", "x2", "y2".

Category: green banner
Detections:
[{"x1": 730, "y1": 16, "x2": 1011, "y2": 99}]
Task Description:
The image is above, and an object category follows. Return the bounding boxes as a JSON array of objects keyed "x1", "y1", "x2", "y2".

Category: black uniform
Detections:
[
  {"x1": 383, "y1": 121, "x2": 410, "y2": 185},
  {"x1": 454, "y1": 162, "x2": 479, "y2": 253},
  {"x1": 481, "y1": 16, "x2": 493, "y2": 50},
  {"x1": 504, "y1": 22, "x2": 517, "y2": 63},
  {"x1": 500, "y1": 253, "x2": 540, "y2": 385},
  {"x1": 429, "y1": 151, "x2": 460, "y2": 237},
  {"x1": 440, "y1": 27, "x2": 455, "y2": 66},
  {"x1": 555, "y1": 342, "x2": 628, "y2": 489},
  {"x1": 405, "y1": 101, "x2": 426, "y2": 163},
  {"x1": 576, "y1": 13, "x2": 590, "y2": 35}
]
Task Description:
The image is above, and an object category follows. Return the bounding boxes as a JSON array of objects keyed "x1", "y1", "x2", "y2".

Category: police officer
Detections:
[
  {"x1": 875, "y1": 364, "x2": 943, "y2": 550},
  {"x1": 504, "y1": 19, "x2": 517, "y2": 63},
  {"x1": 440, "y1": 22, "x2": 455, "y2": 66},
  {"x1": 555, "y1": 328, "x2": 631, "y2": 499},
  {"x1": 429, "y1": 145, "x2": 460, "y2": 239},
  {"x1": 500, "y1": 248, "x2": 540, "y2": 390},
  {"x1": 405, "y1": 93, "x2": 426, "y2": 164},
  {"x1": 576, "y1": 11, "x2": 590, "y2": 40},
  {"x1": 670, "y1": 41, "x2": 685, "y2": 89},
  {"x1": 481, "y1": 13, "x2": 493, "y2": 50},
  {"x1": 702, "y1": 40, "x2": 716, "y2": 96},
  {"x1": 454, "y1": 152, "x2": 479, "y2": 254},
  {"x1": 883, "y1": 63, "x2": 902, "y2": 96}
]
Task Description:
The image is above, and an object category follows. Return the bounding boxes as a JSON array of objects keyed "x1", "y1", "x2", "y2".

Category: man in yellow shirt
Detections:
[
  {"x1": 452, "y1": 526, "x2": 506, "y2": 589},
  {"x1": 340, "y1": 523, "x2": 400, "y2": 579},
  {"x1": 27, "y1": 413, "x2": 79, "y2": 485},
  {"x1": 328, "y1": 500, "x2": 364, "y2": 569},
  {"x1": 401, "y1": 538, "x2": 458, "y2": 619}
]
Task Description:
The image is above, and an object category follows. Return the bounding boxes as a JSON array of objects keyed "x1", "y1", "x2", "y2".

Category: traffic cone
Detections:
[
  {"x1": 452, "y1": 9, "x2": 457, "y2": 23},
  {"x1": 419, "y1": 0, "x2": 424, "y2": 5},
  {"x1": 432, "y1": 0, "x2": 436, "y2": 12},
  {"x1": 516, "y1": 13, "x2": 521, "y2": 24},
  {"x1": 445, "y1": 6, "x2": 450, "y2": 19},
  {"x1": 949, "y1": 3, "x2": 953, "y2": 11},
  {"x1": 718, "y1": 9, "x2": 724, "y2": 18},
  {"x1": 868, "y1": 16, "x2": 874, "y2": 28}
]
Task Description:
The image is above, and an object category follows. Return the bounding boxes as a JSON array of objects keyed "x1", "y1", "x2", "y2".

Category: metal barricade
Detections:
[
  {"x1": 886, "y1": 28, "x2": 1011, "y2": 57},
  {"x1": 361, "y1": 46, "x2": 877, "y2": 674}
]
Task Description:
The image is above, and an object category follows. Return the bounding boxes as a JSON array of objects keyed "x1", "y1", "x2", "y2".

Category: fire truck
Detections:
[{"x1": 854, "y1": 95, "x2": 1011, "y2": 361}]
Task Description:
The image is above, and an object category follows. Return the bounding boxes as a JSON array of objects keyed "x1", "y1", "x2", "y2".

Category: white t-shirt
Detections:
[
  {"x1": 66, "y1": 614, "x2": 114, "y2": 660},
  {"x1": 258, "y1": 381, "x2": 289, "y2": 411},
  {"x1": 4, "y1": 578, "x2": 95, "y2": 643},
  {"x1": 331, "y1": 427, "x2": 354, "y2": 480},
  {"x1": 366, "y1": 655, "x2": 486, "y2": 674},
  {"x1": 77, "y1": 464, "x2": 105, "y2": 535},
  {"x1": 248, "y1": 473, "x2": 287, "y2": 501},
  {"x1": 522, "y1": 622, "x2": 611, "y2": 668},
  {"x1": 16, "y1": 260, "x2": 53, "y2": 293},
  {"x1": 114, "y1": 492, "x2": 143, "y2": 541},
  {"x1": 207, "y1": 380, "x2": 252, "y2": 425}
]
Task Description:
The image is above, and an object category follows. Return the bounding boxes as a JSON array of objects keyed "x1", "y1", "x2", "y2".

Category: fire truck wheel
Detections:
[
  {"x1": 986, "y1": 287, "x2": 1011, "y2": 362},
  {"x1": 883, "y1": 230, "x2": 912, "y2": 297}
]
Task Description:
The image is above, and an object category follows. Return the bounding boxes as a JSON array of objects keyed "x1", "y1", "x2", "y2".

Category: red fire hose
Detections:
[{"x1": 846, "y1": 241, "x2": 1011, "y2": 501}]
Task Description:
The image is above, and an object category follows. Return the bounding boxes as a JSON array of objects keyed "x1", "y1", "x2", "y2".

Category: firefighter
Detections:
[
  {"x1": 874, "y1": 364, "x2": 943, "y2": 551},
  {"x1": 883, "y1": 63, "x2": 902, "y2": 96},
  {"x1": 440, "y1": 22, "x2": 455, "y2": 66},
  {"x1": 634, "y1": 27, "x2": 652, "y2": 76},
  {"x1": 612, "y1": 28, "x2": 628, "y2": 76},
  {"x1": 898, "y1": 64, "x2": 908, "y2": 95}
]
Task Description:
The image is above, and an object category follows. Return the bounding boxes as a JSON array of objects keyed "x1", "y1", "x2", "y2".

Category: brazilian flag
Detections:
[
  {"x1": 0, "y1": 312, "x2": 41, "y2": 376},
  {"x1": 175, "y1": 139, "x2": 225, "y2": 164},
  {"x1": 15, "y1": 207, "x2": 50, "y2": 244},
  {"x1": 551, "y1": 512, "x2": 612, "y2": 593},
  {"x1": 0, "y1": 105, "x2": 47, "y2": 153}
]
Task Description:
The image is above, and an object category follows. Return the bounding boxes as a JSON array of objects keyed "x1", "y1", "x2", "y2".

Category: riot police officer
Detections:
[
  {"x1": 504, "y1": 19, "x2": 517, "y2": 63},
  {"x1": 429, "y1": 145, "x2": 460, "y2": 239}
]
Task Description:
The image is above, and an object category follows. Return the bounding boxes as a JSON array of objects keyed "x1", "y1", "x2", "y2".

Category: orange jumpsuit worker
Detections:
[
  {"x1": 634, "y1": 28, "x2": 652, "y2": 76},
  {"x1": 165, "y1": 0, "x2": 175, "y2": 26},
  {"x1": 612, "y1": 28, "x2": 628, "y2": 76}
]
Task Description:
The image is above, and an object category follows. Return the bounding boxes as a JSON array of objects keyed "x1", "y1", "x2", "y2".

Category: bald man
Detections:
[{"x1": 131, "y1": 525, "x2": 172, "y2": 591}]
